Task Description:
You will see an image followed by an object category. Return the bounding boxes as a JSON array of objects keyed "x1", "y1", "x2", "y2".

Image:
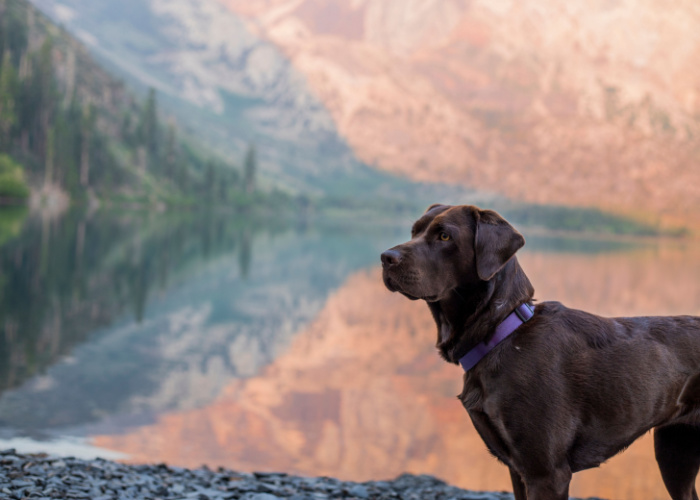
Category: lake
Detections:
[{"x1": 1, "y1": 207, "x2": 699, "y2": 500}]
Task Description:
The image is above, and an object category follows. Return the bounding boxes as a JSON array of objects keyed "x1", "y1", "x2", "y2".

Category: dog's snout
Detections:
[{"x1": 381, "y1": 249, "x2": 402, "y2": 267}]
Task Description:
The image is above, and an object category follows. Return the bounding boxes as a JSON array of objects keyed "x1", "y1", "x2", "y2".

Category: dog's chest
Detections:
[
  {"x1": 460, "y1": 371, "x2": 523, "y2": 465},
  {"x1": 466, "y1": 404, "x2": 517, "y2": 467}
]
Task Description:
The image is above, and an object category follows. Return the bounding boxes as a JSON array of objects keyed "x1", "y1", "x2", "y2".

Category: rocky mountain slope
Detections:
[
  {"x1": 27, "y1": 0, "x2": 434, "y2": 201},
  {"x1": 221, "y1": 0, "x2": 700, "y2": 227}
]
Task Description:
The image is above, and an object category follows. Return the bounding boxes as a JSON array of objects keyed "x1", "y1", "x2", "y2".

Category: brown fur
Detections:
[{"x1": 381, "y1": 204, "x2": 700, "y2": 500}]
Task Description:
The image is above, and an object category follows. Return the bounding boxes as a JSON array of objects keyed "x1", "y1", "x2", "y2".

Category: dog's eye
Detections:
[{"x1": 439, "y1": 232, "x2": 450, "y2": 241}]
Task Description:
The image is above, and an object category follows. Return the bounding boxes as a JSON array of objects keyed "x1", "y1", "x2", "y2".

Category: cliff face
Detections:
[
  {"x1": 28, "y1": 0, "x2": 425, "y2": 199},
  {"x1": 221, "y1": 0, "x2": 700, "y2": 226}
]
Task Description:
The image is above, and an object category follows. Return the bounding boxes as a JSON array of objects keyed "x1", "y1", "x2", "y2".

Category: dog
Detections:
[{"x1": 381, "y1": 204, "x2": 700, "y2": 500}]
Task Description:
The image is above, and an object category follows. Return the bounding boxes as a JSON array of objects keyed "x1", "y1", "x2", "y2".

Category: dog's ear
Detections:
[
  {"x1": 424, "y1": 203, "x2": 448, "y2": 213},
  {"x1": 474, "y1": 209, "x2": 525, "y2": 281}
]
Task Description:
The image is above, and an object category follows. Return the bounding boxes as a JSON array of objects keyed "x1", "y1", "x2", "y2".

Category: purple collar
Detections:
[{"x1": 459, "y1": 303, "x2": 535, "y2": 372}]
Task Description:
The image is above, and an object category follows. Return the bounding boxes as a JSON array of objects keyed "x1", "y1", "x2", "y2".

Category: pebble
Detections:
[
  {"x1": 0, "y1": 451, "x2": 605, "y2": 500},
  {"x1": 347, "y1": 484, "x2": 369, "y2": 499}
]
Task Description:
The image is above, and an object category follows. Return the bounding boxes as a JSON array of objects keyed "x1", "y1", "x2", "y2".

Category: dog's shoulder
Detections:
[
  {"x1": 530, "y1": 301, "x2": 618, "y2": 350},
  {"x1": 534, "y1": 300, "x2": 566, "y2": 315}
]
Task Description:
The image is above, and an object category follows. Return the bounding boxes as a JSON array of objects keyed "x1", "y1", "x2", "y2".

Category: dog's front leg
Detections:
[
  {"x1": 509, "y1": 468, "x2": 527, "y2": 500},
  {"x1": 523, "y1": 467, "x2": 572, "y2": 500}
]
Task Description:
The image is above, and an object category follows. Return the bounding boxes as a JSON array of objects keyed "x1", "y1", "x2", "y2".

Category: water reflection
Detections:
[
  {"x1": 1, "y1": 208, "x2": 700, "y2": 500},
  {"x1": 0, "y1": 209, "x2": 404, "y2": 432},
  {"x1": 90, "y1": 242, "x2": 700, "y2": 500},
  {"x1": 0, "y1": 209, "x2": 273, "y2": 397}
]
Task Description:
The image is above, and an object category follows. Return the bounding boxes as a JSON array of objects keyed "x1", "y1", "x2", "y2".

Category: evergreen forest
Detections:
[{"x1": 0, "y1": 0, "x2": 267, "y2": 209}]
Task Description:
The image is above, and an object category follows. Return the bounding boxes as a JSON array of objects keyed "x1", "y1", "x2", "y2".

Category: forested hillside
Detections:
[{"x1": 0, "y1": 0, "x2": 255, "y2": 207}]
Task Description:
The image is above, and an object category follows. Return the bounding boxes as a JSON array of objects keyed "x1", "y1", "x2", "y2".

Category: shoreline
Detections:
[
  {"x1": 0, "y1": 448, "x2": 523, "y2": 500},
  {"x1": 0, "y1": 449, "x2": 609, "y2": 500}
]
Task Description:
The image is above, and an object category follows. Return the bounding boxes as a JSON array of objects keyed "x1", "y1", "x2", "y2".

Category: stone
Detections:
[
  {"x1": 347, "y1": 484, "x2": 369, "y2": 499},
  {"x1": 253, "y1": 471, "x2": 288, "y2": 479},
  {"x1": 247, "y1": 494, "x2": 282, "y2": 500}
]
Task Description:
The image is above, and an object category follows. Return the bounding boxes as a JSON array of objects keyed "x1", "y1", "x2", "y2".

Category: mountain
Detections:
[
  {"x1": 219, "y1": 0, "x2": 700, "y2": 228},
  {"x1": 27, "y1": 0, "x2": 437, "y2": 201},
  {"x1": 27, "y1": 0, "x2": 700, "y2": 227}
]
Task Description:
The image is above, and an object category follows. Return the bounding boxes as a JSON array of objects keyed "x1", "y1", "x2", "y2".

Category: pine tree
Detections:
[
  {"x1": 0, "y1": 51, "x2": 18, "y2": 145},
  {"x1": 0, "y1": 0, "x2": 28, "y2": 66},
  {"x1": 37, "y1": 39, "x2": 55, "y2": 165},
  {"x1": 44, "y1": 125, "x2": 54, "y2": 185},
  {"x1": 80, "y1": 104, "x2": 95, "y2": 187},
  {"x1": 164, "y1": 123, "x2": 177, "y2": 179},
  {"x1": 141, "y1": 87, "x2": 159, "y2": 165},
  {"x1": 57, "y1": 95, "x2": 83, "y2": 193}
]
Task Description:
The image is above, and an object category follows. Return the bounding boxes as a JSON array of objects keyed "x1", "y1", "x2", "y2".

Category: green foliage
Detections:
[
  {"x1": 0, "y1": 0, "x2": 28, "y2": 65},
  {"x1": 0, "y1": 0, "x2": 272, "y2": 209},
  {"x1": 140, "y1": 87, "x2": 158, "y2": 161},
  {"x1": 0, "y1": 51, "x2": 18, "y2": 142},
  {"x1": 0, "y1": 153, "x2": 28, "y2": 198}
]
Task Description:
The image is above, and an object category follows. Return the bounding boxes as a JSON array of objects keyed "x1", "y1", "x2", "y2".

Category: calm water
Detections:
[{"x1": 1, "y1": 208, "x2": 700, "y2": 499}]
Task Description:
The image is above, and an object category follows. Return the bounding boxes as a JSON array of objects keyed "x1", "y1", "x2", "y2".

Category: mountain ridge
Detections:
[
  {"x1": 221, "y1": 0, "x2": 700, "y2": 228},
  {"x1": 28, "y1": 0, "x2": 436, "y2": 202}
]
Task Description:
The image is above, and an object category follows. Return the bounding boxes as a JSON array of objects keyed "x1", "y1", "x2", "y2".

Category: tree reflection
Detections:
[{"x1": 0, "y1": 209, "x2": 288, "y2": 395}]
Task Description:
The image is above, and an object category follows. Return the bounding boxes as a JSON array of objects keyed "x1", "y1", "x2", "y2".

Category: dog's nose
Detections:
[{"x1": 381, "y1": 249, "x2": 402, "y2": 267}]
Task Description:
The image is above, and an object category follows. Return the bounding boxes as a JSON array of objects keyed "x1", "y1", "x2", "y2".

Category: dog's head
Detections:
[{"x1": 381, "y1": 204, "x2": 525, "y2": 303}]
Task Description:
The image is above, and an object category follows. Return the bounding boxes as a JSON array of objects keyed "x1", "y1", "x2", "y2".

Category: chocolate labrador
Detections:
[{"x1": 381, "y1": 204, "x2": 700, "y2": 500}]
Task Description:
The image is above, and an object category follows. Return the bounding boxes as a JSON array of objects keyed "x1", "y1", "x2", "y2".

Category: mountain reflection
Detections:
[
  {"x1": 0, "y1": 210, "x2": 405, "y2": 431},
  {"x1": 93, "y1": 242, "x2": 700, "y2": 500}
]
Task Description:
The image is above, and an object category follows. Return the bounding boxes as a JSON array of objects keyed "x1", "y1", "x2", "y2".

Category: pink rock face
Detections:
[{"x1": 220, "y1": 0, "x2": 700, "y2": 228}]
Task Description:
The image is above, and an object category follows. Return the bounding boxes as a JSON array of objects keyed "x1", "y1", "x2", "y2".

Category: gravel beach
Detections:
[{"x1": 0, "y1": 448, "x2": 522, "y2": 500}]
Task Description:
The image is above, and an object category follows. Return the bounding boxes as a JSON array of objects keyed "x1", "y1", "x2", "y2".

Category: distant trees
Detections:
[
  {"x1": 0, "y1": 29, "x2": 104, "y2": 198},
  {"x1": 79, "y1": 103, "x2": 95, "y2": 187},
  {"x1": 164, "y1": 123, "x2": 177, "y2": 179},
  {"x1": 0, "y1": 0, "x2": 28, "y2": 65},
  {"x1": 0, "y1": 52, "x2": 17, "y2": 145},
  {"x1": 140, "y1": 88, "x2": 159, "y2": 162},
  {"x1": 0, "y1": 0, "x2": 275, "y2": 210}
]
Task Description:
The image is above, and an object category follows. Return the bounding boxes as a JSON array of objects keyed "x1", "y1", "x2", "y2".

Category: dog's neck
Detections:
[{"x1": 430, "y1": 257, "x2": 535, "y2": 364}]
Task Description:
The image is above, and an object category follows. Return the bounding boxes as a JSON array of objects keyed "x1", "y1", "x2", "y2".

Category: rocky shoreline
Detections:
[{"x1": 0, "y1": 449, "x2": 520, "y2": 500}]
